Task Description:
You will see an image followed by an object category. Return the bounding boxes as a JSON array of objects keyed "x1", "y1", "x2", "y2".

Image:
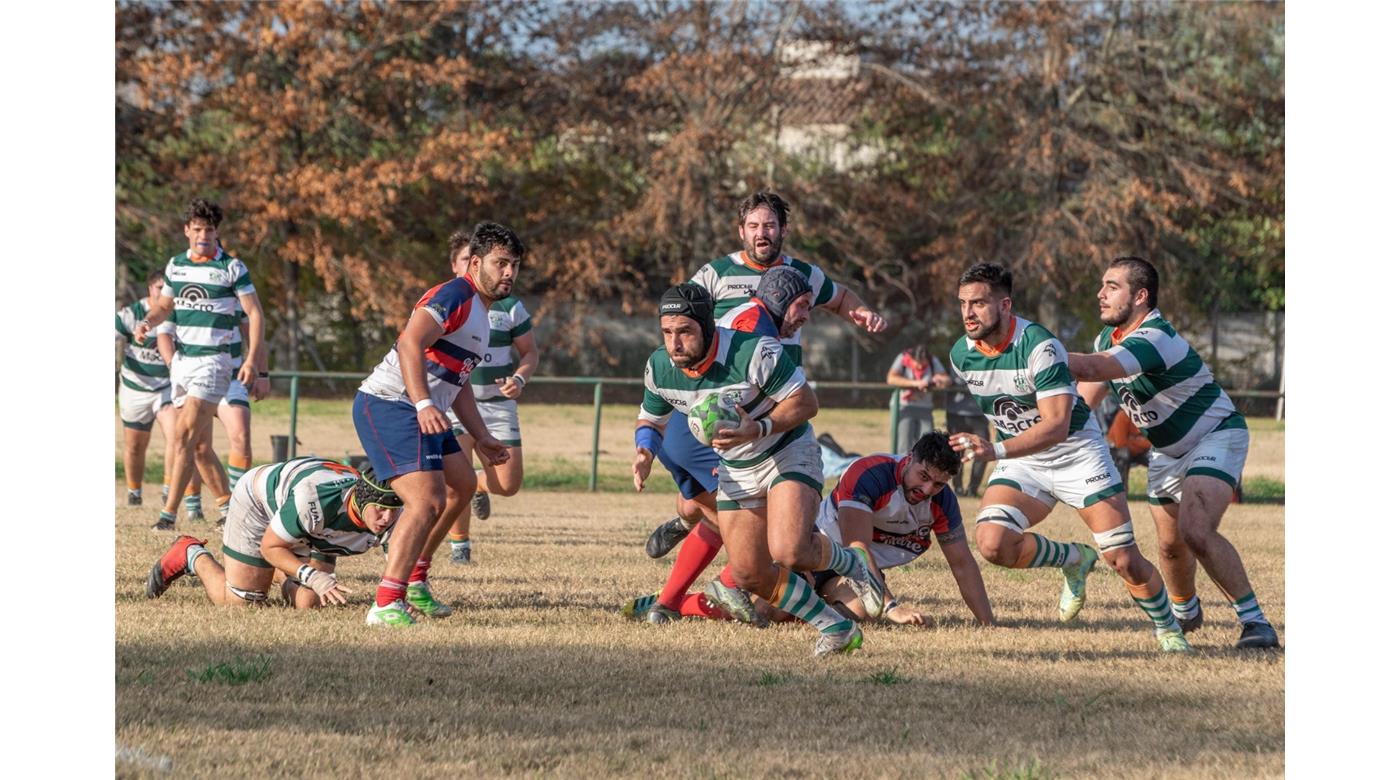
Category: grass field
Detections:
[{"x1": 115, "y1": 401, "x2": 1283, "y2": 778}]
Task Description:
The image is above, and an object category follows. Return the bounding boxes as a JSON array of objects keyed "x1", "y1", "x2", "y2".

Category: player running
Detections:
[
  {"x1": 117, "y1": 269, "x2": 179, "y2": 507},
  {"x1": 630, "y1": 431, "x2": 996, "y2": 627},
  {"x1": 632, "y1": 283, "x2": 884, "y2": 657},
  {"x1": 441, "y1": 229, "x2": 539, "y2": 564},
  {"x1": 134, "y1": 198, "x2": 270, "y2": 531},
  {"x1": 948, "y1": 263, "x2": 1190, "y2": 652},
  {"x1": 145, "y1": 458, "x2": 402, "y2": 608},
  {"x1": 352, "y1": 222, "x2": 515, "y2": 626},
  {"x1": 1067, "y1": 256, "x2": 1279, "y2": 649}
]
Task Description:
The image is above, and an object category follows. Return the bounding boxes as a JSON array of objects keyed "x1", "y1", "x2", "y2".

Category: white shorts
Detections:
[
  {"x1": 170, "y1": 353, "x2": 234, "y2": 406},
  {"x1": 221, "y1": 377, "x2": 249, "y2": 408},
  {"x1": 220, "y1": 469, "x2": 323, "y2": 568},
  {"x1": 448, "y1": 399, "x2": 522, "y2": 447},
  {"x1": 1147, "y1": 426, "x2": 1249, "y2": 505},
  {"x1": 118, "y1": 383, "x2": 171, "y2": 430},
  {"x1": 717, "y1": 429, "x2": 823, "y2": 511},
  {"x1": 986, "y1": 434, "x2": 1123, "y2": 510}
]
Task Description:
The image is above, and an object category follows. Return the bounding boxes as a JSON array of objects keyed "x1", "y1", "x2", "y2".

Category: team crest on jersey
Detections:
[
  {"x1": 1013, "y1": 372, "x2": 1032, "y2": 393},
  {"x1": 427, "y1": 302, "x2": 449, "y2": 321}
]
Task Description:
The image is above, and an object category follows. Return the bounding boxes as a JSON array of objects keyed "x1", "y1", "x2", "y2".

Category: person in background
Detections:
[{"x1": 885, "y1": 345, "x2": 950, "y2": 453}]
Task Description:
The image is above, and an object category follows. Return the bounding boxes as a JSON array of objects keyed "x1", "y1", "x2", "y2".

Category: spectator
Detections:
[
  {"x1": 886, "y1": 346, "x2": 950, "y2": 453},
  {"x1": 944, "y1": 372, "x2": 990, "y2": 497}
]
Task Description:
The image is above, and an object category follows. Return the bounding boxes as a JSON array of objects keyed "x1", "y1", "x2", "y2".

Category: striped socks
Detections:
[
  {"x1": 183, "y1": 494, "x2": 203, "y2": 519},
  {"x1": 822, "y1": 536, "x2": 861, "y2": 578},
  {"x1": 1015, "y1": 534, "x2": 1082, "y2": 569},
  {"x1": 1231, "y1": 590, "x2": 1268, "y2": 626},
  {"x1": 449, "y1": 533, "x2": 471, "y2": 555},
  {"x1": 769, "y1": 567, "x2": 853, "y2": 636},
  {"x1": 1171, "y1": 592, "x2": 1202, "y2": 623},
  {"x1": 1127, "y1": 579, "x2": 1181, "y2": 632},
  {"x1": 227, "y1": 453, "x2": 251, "y2": 488},
  {"x1": 185, "y1": 542, "x2": 212, "y2": 574}
]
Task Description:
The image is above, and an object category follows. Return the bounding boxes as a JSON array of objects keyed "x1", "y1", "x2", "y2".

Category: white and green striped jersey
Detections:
[
  {"x1": 949, "y1": 316, "x2": 1100, "y2": 466},
  {"x1": 640, "y1": 328, "x2": 808, "y2": 467},
  {"x1": 1092, "y1": 309, "x2": 1247, "y2": 458},
  {"x1": 256, "y1": 458, "x2": 382, "y2": 558},
  {"x1": 690, "y1": 253, "x2": 838, "y2": 365},
  {"x1": 115, "y1": 299, "x2": 172, "y2": 392},
  {"x1": 160, "y1": 248, "x2": 256, "y2": 357},
  {"x1": 469, "y1": 296, "x2": 532, "y2": 401}
]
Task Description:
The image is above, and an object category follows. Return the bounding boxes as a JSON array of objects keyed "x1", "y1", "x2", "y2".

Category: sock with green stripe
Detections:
[
  {"x1": 183, "y1": 494, "x2": 203, "y2": 519},
  {"x1": 185, "y1": 543, "x2": 212, "y2": 574},
  {"x1": 161, "y1": 484, "x2": 170, "y2": 504},
  {"x1": 1131, "y1": 582, "x2": 1181, "y2": 633},
  {"x1": 1231, "y1": 590, "x2": 1268, "y2": 626},
  {"x1": 770, "y1": 567, "x2": 853, "y2": 635},
  {"x1": 159, "y1": 510, "x2": 176, "y2": 526},
  {"x1": 822, "y1": 536, "x2": 862, "y2": 578},
  {"x1": 1017, "y1": 533, "x2": 1082, "y2": 569},
  {"x1": 1170, "y1": 593, "x2": 1202, "y2": 622}
]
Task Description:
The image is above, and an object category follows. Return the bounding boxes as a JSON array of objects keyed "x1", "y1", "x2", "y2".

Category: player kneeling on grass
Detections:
[
  {"x1": 631, "y1": 283, "x2": 884, "y2": 657},
  {"x1": 145, "y1": 459, "x2": 402, "y2": 608}
]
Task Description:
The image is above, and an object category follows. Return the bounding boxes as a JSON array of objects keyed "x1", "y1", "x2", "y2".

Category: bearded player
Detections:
[
  {"x1": 632, "y1": 283, "x2": 884, "y2": 656},
  {"x1": 948, "y1": 262, "x2": 1190, "y2": 652},
  {"x1": 1067, "y1": 256, "x2": 1278, "y2": 649}
]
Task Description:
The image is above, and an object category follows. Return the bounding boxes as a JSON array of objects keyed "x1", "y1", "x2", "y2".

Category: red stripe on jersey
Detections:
[
  {"x1": 729, "y1": 302, "x2": 763, "y2": 334},
  {"x1": 832, "y1": 454, "x2": 899, "y2": 511}
]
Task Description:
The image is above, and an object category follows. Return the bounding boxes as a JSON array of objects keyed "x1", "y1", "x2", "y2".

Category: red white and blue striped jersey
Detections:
[
  {"x1": 815, "y1": 453, "x2": 963, "y2": 569},
  {"x1": 716, "y1": 298, "x2": 780, "y2": 340},
  {"x1": 359, "y1": 277, "x2": 489, "y2": 411}
]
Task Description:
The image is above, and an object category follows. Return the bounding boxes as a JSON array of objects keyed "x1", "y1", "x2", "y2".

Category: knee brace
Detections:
[
  {"x1": 226, "y1": 583, "x2": 268, "y2": 603},
  {"x1": 1092, "y1": 521, "x2": 1136, "y2": 553},
  {"x1": 976, "y1": 504, "x2": 1030, "y2": 534}
]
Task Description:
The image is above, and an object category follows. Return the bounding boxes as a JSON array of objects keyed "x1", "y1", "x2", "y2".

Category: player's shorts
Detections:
[
  {"x1": 118, "y1": 383, "x2": 172, "y2": 430},
  {"x1": 221, "y1": 377, "x2": 249, "y2": 409},
  {"x1": 986, "y1": 433, "x2": 1123, "y2": 511},
  {"x1": 658, "y1": 411, "x2": 720, "y2": 500},
  {"x1": 447, "y1": 398, "x2": 522, "y2": 447},
  {"x1": 352, "y1": 391, "x2": 463, "y2": 479},
  {"x1": 1147, "y1": 426, "x2": 1250, "y2": 505},
  {"x1": 221, "y1": 468, "x2": 333, "y2": 568},
  {"x1": 716, "y1": 428, "x2": 822, "y2": 511},
  {"x1": 170, "y1": 352, "x2": 234, "y2": 406}
]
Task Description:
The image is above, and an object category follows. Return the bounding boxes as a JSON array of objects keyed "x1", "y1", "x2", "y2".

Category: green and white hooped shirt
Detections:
[
  {"x1": 639, "y1": 328, "x2": 808, "y2": 468},
  {"x1": 258, "y1": 458, "x2": 383, "y2": 558},
  {"x1": 160, "y1": 248, "x2": 256, "y2": 358},
  {"x1": 1092, "y1": 309, "x2": 1246, "y2": 458},
  {"x1": 949, "y1": 316, "x2": 1101, "y2": 467},
  {"x1": 115, "y1": 299, "x2": 172, "y2": 392},
  {"x1": 469, "y1": 295, "x2": 532, "y2": 401},
  {"x1": 690, "y1": 253, "x2": 838, "y2": 365}
]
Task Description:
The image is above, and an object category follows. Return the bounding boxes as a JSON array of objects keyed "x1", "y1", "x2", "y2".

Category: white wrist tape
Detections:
[
  {"x1": 993, "y1": 441, "x2": 1008, "y2": 459},
  {"x1": 296, "y1": 564, "x2": 315, "y2": 585},
  {"x1": 414, "y1": 398, "x2": 435, "y2": 412}
]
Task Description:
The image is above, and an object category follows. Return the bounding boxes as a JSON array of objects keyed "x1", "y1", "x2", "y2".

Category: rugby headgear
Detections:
[
  {"x1": 755, "y1": 265, "x2": 812, "y2": 332},
  {"x1": 352, "y1": 466, "x2": 402, "y2": 510},
  {"x1": 659, "y1": 282, "x2": 715, "y2": 349}
]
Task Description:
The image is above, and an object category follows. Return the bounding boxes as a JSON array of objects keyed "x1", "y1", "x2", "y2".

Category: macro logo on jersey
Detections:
[
  {"x1": 116, "y1": 299, "x2": 171, "y2": 392},
  {"x1": 178, "y1": 283, "x2": 214, "y2": 311},
  {"x1": 1116, "y1": 384, "x2": 1159, "y2": 427},
  {"x1": 161, "y1": 249, "x2": 256, "y2": 357},
  {"x1": 991, "y1": 396, "x2": 1039, "y2": 434}
]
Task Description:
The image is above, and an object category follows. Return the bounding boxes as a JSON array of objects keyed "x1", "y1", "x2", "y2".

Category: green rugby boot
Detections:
[
  {"x1": 814, "y1": 622, "x2": 864, "y2": 657},
  {"x1": 1156, "y1": 627, "x2": 1193, "y2": 653},
  {"x1": 406, "y1": 582, "x2": 454, "y2": 618},
  {"x1": 1059, "y1": 543, "x2": 1099, "y2": 622},
  {"x1": 366, "y1": 600, "x2": 416, "y2": 626}
]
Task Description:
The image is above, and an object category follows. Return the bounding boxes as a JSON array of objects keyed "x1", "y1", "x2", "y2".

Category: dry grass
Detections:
[{"x1": 116, "y1": 403, "x2": 1283, "y2": 778}]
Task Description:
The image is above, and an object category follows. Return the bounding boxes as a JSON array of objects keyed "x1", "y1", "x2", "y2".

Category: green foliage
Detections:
[
  {"x1": 960, "y1": 758, "x2": 1051, "y2": 780},
  {"x1": 755, "y1": 671, "x2": 796, "y2": 687},
  {"x1": 186, "y1": 656, "x2": 274, "y2": 686},
  {"x1": 865, "y1": 669, "x2": 910, "y2": 685}
]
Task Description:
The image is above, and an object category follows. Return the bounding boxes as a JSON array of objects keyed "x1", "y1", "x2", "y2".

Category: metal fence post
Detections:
[
  {"x1": 889, "y1": 389, "x2": 899, "y2": 453},
  {"x1": 590, "y1": 381, "x2": 603, "y2": 491},
  {"x1": 288, "y1": 375, "x2": 301, "y2": 458}
]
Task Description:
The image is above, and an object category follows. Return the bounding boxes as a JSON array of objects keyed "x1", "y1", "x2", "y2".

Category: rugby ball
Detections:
[{"x1": 687, "y1": 394, "x2": 740, "y2": 446}]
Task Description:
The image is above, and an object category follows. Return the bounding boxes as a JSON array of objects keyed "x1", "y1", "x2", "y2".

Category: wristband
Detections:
[
  {"x1": 414, "y1": 398, "x2": 436, "y2": 412},
  {"x1": 993, "y1": 441, "x2": 1007, "y2": 459},
  {"x1": 885, "y1": 598, "x2": 900, "y2": 610},
  {"x1": 757, "y1": 418, "x2": 773, "y2": 438},
  {"x1": 296, "y1": 564, "x2": 315, "y2": 585},
  {"x1": 635, "y1": 425, "x2": 663, "y2": 455},
  {"x1": 511, "y1": 373, "x2": 527, "y2": 387}
]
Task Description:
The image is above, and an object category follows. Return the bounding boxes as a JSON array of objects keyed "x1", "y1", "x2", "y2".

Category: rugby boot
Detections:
[
  {"x1": 145, "y1": 535, "x2": 207, "y2": 599},
  {"x1": 644, "y1": 603, "x2": 681, "y2": 625},
  {"x1": 150, "y1": 511, "x2": 176, "y2": 532},
  {"x1": 365, "y1": 600, "x2": 416, "y2": 626},
  {"x1": 622, "y1": 593, "x2": 660, "y2": 620},
  {"x1": 127, "y1": 490, "x2": 142, "y2": 506},
  {"x1": 1059, "y1": 543, "x2": 1099, "y2": 622},
  {"x1": 471, "y1": 490, "x2": 492, "y2": 520},
  {"x1": 405, "y1": 581, "x2": 454, "y2": 618},
  {"x1": 1236, "y1": 621, "x2": 1280, "y2": 649},
  {"x1": 449, "y1": 541, "x2": 472, "y2": 566},
  {"x1": 814, "y1": 622, "x2": 864, "y2": 657},
  {"x1": 645, "y1": 516, "x2": 691, "y2": 559},
  {"x1": 703, "y1": 578, "x2": 768, "y2": 627},
  {"x1": 1156, "y1": 627, "x2": 1193, "y2": 653},
  {"x1": 1178, "y1": 609, "x2": 1204, "y2": 633}
]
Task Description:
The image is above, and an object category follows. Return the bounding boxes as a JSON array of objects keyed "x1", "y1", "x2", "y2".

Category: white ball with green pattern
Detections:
[{"x1": 686, "y1": 393, "x2": 740, "y2": 446}]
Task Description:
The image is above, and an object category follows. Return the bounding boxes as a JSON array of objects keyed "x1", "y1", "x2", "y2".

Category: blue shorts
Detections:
[
  {"x1": 657, "y1": 411, "x2": 719, "y2": 500},
  {"x1": 352, "y1": 391, "x2": 462, "y2": 480}
]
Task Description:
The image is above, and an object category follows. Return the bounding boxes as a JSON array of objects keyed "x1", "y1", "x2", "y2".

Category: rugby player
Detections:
[
  {"x1": 643, "y1": 192, "x2": 887, "y2": 604},
  {"x1": 632, "y1": 283, "x2": 883, "y2": 657},
  {"x1": 145, "y1": 459, "x2": 402, "y2": 608},
  {"x1": 441, "y1": 230, "x2": 539, "y2": 564},
  {"x1": 134, "y1": 198, "x2": 270, "y2": 531},
  {"x1": 948, "y1": 263, "x2": 1191, "y2": 652},
  {"x1": 352, "y1": 222, "x2": 515, "y2": 625},
  {"x1": 1067, "y1": 257, "x2": 1279, "y2": 649},
  {"x1": 117, "y1": 270, "x2": 179, "y2": 507}
]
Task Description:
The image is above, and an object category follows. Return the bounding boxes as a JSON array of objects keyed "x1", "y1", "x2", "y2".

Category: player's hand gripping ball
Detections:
[{"x1": 687, "y1": 393, "x2": 740, "y2": 446}]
